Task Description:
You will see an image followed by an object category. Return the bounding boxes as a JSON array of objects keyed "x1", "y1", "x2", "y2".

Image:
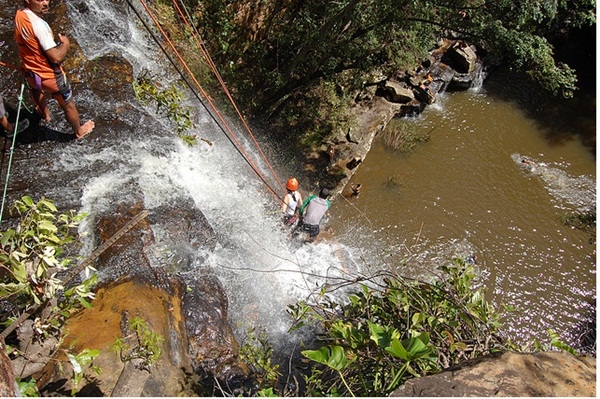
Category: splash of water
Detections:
[{"x1": 512, "y1": 153, "x2": 596, "y2": 212}]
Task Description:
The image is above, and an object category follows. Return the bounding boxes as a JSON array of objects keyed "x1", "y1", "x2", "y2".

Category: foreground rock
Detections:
[
  {"x1": 391, "y1": 351, "x2": 596, "y2": 397},
  {"x1": 10, "y1": 201, "x2": 249, "y2": 396}
]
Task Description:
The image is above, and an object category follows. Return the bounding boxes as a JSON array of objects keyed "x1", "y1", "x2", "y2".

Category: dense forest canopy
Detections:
[{"x1": 167, "y1": 0, "x2": 595, "y2": 142}]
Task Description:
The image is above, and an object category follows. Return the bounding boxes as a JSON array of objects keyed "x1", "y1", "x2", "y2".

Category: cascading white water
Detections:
[{"x1": 61, "y1": 0, "x2": 364, "y2": 350}]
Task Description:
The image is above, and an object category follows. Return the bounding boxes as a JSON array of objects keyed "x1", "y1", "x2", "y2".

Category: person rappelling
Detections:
[
  {"x1": 293, "y1": 187, "x2": 331, "y2": 242},
  {"x1": 281, "y1": 177, "x2": 303, "y2": 227}
]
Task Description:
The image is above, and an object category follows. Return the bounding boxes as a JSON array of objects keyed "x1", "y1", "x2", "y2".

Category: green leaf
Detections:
[
  {"x1": 368, "y1": 322, "x2": 398, "y2": 349},
  {"x1": 21, "y1": 196, "x2": 34, "y2": 207},
  {"x1": 302, "y1": 345, "x2": 354, "y2": 371},
  {"x1": 67, "y1": 352, "x2": 82, "y2": 374},
  {"x1": 385, "y1": 338, "x2": 410, "y2": 360},
  {"x1": 78, "y1": 297, "x2": 93, "y2": 309},
  {"x1": 257, "y1": 387, "x2": 278, "y2": 397},
  {"x1": 0, "y1": 282, "x2": 27, "y2": 297},
  {"x1": 38, "y1": 199, "x2": 57, "y2": 212},
  {"x1": 1, "y1": 229, "x2": 15, "y2": 246},
  {"x1": 76, "y1": 349, "x2": 100, "y2": 366},
  {"x1": 386, "y1": 333, "x2": 433, "y2": 362},
  {"x1": 17, "y1": 378, "x2": 38, "y2": 397},
  {"x1": 548, "y1": 329, "x2": 578, "y2": 355},
  {"x1": 451, "y1": 342, "x2": 469, "y2": 351},
  {"x1": 12, "y1": 261, "x2": 28, "y2": 282}
]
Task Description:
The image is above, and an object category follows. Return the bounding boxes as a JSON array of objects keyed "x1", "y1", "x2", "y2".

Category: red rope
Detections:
[
  {"x1": 137, "y1": 0, "x2": 284, "y2": 203},
  {"x1": 170, "y1": 0, "x2": 285, "y2": 194},
  {"x1": 0, "y1": 61, "x2": 24, "y2": 71}
]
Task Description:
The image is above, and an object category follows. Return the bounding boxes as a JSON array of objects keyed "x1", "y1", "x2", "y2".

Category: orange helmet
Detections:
[{"x1": 286, "y1": 178, "x2": 299, "y2": 191}]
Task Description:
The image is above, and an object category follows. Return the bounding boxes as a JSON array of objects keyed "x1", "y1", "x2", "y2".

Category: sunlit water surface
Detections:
[{"x1": 331, "y1": 87, "x2": 596, "y2": 348}]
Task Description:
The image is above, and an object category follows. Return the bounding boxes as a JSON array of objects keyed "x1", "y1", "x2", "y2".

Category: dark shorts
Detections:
[
  {"x1": 301, "y1": 223, "x2": 320, "y2": 237},
  {"x1": 26, "y1": 70, "x2": 73, "y2": 106}
]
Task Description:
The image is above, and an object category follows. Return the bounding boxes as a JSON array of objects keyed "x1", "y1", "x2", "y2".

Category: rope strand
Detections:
[
  {"x1": 131, "y1": 0, "x2": 284, "y2": 204},
  {"x1": 0, "y1": 82, "x2": 27, "y2": 225},
  {"x1": 171, "y1": 0, "x2": 285, "y2": 194}
]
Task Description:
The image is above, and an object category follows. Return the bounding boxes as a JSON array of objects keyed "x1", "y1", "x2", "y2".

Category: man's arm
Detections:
[
  {"x1": 299, "y1": 195, "x2": 315, "y2": 215},
  {"x1": 44, "y1": 33, "x2": 70, "y2": 64}
]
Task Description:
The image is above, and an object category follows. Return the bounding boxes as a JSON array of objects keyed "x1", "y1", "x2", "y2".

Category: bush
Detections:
[{"x1": 287, "y1": 259, "x2": 515, "y2": 396}]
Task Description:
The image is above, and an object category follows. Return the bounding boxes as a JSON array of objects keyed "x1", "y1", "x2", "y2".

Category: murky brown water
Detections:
[{"x1": 331, "y1": 84, "x2": 596, "y2": 348}]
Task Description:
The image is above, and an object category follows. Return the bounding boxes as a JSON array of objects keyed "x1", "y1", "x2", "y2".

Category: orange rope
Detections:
[
  {"x1": 0, "y1": 61, "x2": 24, "y2": 71},
  {"x1": 136, "y1": 0, "x2": 283, "y2": 203},
  {"x1": 170, "y1": 0, "x2": 285, "y2": 194}
]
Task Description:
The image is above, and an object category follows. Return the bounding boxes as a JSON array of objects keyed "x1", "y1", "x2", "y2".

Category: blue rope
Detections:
[{"x1": 0, "y1": 82, "x2": 27, "y2": 226}]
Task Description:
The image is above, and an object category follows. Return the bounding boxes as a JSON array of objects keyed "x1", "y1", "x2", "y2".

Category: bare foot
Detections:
[
  {"x1": 76, "y1": 120, "x2": 95, "y2": 139},
  {"x1": 36, "y1": 105, "x2": 51, "y2": 122}
]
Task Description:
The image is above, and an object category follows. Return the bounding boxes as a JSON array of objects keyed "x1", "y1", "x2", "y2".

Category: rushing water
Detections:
[
  {"x1": 331, "y1": 83, "x2": 596, "y2": 349},
  {"x1": 0, "y1": 0, "x2": 595, "y2": 357}
]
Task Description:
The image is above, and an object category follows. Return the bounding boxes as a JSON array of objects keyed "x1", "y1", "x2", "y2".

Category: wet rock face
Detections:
[
  {"x1": 36, "y1": 279, "x2": 191, "y2": 396},
  {"x1": 18, "y1": 200, "x2": 249, "y2": 396},
  {"x1": 183, "y1": 272, "x2": 250, "y2": 381},
  {"x1": 81, "y1": 53, "x2": 135, "y2": 102},
  {"x1": 91, "y1": 198, "x2": 217, "y2": 285},
  {"x1": 390, "y1": 351, "x2": 596, "y2": 397}
]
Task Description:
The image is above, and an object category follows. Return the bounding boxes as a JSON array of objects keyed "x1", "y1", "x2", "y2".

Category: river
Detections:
[{"x1": 331, "y1": 74, "x2": 596, "y2": 350}]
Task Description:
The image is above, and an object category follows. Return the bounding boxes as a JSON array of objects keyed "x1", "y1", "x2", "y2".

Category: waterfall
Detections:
[{"x1": 57, "y1": 0, "x2": 362, "y2": 350}]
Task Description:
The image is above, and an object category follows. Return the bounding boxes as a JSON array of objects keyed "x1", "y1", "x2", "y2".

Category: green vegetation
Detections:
[
  {"x1": 382, "y1": 119, "x2": 431, "y2": 152},
  {"x1": 14, "y1": 345, "x2": 101, "y2": 396},
  {"x1": 66, "y1": 348, "x2": 102, "y2": 395},
  {"x1": 159, "y1": 0, "x2": 594, "y2": 149},
  {"x1": 133, "y1": 73, "x2": 196, "y2": 141},
  {"x1": 285, "y1": 259, "x2": 513, "y2": 396},
  {"x1": 0, "y1": 197, "x2": 95, "y2": 332},
  {"x1": 0, "y1": 197, "x2": 99, "y2": 396},
  {"x1": 561, "y1": 210, "x2": 596, "y2": 244},
  {"x1": 112, "y1": 316, "x2": 164, "y2": 370},
  {"x1": 239, "y1": 328, "x2": 281, "y2": 395}
]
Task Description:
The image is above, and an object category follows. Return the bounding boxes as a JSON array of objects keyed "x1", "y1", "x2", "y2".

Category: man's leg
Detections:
[
  {"x1": 60, "y1": 100, "x2": 94, "y2": 139},
  {"x1": 0, "y1": 115, "x2": 13, "y2": 133},
  {"x1": 25, "y1": 74, "x2": 52, "y2": 122}
]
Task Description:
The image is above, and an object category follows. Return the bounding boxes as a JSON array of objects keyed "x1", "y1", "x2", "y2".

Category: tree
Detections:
[
  {"x1": 184, "y1": 0, "x2": 594, "y2": 107},
  {"x1": 161, "y1": 0, "x2": 594, "y2": 148}
]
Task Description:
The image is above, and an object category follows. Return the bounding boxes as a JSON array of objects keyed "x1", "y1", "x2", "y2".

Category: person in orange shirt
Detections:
[{"x1": 14, "y1": 0, "x2": 94, "y2": 139}]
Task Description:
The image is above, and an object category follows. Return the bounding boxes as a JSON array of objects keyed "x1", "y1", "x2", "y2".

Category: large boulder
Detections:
[
  {"x1": 390, "y1": 351, "x2": 596, "y2": 397},
  {"x1": 442, "y1": 41, "x2": 478, "y2": 74},
  {"x1": 380, "y1": 80, "x2": 415, "y2": 103}
]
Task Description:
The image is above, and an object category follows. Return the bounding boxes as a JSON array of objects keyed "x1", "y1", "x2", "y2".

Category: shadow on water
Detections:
[
  {"x1": 572, "y1": 299, "x2": 597, "y2": 356},
  {"x1": 483, "y1": 27, "x2": 596, "y2": 158}
]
